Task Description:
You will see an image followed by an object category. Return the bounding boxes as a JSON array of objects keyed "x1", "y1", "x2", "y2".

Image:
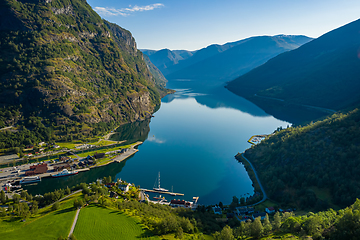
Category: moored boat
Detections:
[
  {"x1": 153, "y1": 172, "x2": 169, "y2": 192},
  {"x1": 52, "y1": 169, "x2": 78, "y2": 178},
  {"x1": 20, "y1": 176, "x2": 41, "y2": 184}
]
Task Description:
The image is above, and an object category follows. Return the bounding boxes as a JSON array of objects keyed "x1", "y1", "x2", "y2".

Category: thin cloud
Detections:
[
  {"x1": 94, "y1": 3, "x2": 164, "y2": 16},
  {"x1": 147, "y1": 135, "x2": 165, "y2": 144}
]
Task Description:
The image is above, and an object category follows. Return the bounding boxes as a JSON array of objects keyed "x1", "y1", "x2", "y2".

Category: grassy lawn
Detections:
[
  {"x1": 308, "y1": 186, "x2": 339, "y2": 210},
  {"x1": 254, "y1": 199, "x2": 279, "y2": 212},
  {"x1": 0, "y1": 193, "x2": 80, "y2": 240},
  {"x1": 73, "y1": 204, "x2": 158, "y2": 240},
  {"x1": 159, "y1": 233, "x2": 214, "y2": 240},
  {"x1": 260, "y1": 232, "x2": 300, "y2": 239}
]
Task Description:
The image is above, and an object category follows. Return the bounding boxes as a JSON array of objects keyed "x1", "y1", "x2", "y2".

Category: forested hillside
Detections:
[
  {"x1": 227, "y1": 18, "x2": 360, "y2": 112},
  {"x1": 0, "y1": 0, "x2": 165, "y2": 148},
  {"x1": 240, "y1": 108, "x2": 360, "y2": 210}
]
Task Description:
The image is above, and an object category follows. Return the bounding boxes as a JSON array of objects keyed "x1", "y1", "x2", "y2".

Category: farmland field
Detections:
[
  {"x1": 0, "y1": 195, "x2": 78, "y2": 240},
  {"x1": 73, "y1": 205, "x2": 158, "y2": 240}
]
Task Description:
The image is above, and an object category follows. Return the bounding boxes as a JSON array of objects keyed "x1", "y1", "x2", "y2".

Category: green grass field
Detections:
[
  {"x1": 0, "y1": 193, "x2": 80, "y2": 240},
  {"x1": 73, "y1": 205, "x2": 158, "y2": 240}
]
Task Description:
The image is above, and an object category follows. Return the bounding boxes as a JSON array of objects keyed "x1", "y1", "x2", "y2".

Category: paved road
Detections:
[
  {"x1": 0, "y1": 125, "x2": 14, "y2": 131},
  {"x1": 68, "y1": 207, "x2": 81, "y2": 238},
  {"x1": 240, "y1": 153, "x2": 267, "y2": 206},
  {"x1": 50, "y1": 189, "x2": 82, "y2": 206},
  {"x1": 254, "y1": 94, "x2": 336, "y2": 113}
]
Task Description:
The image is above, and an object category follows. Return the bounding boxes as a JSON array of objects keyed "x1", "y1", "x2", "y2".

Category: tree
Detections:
[
  {"x1": 230, "y1": 196, "x2": 239, "y2": 210},
  {"x1": 12, "y1": 193, "x2": 20, "y2": 204},
  {"x1": 31, "y1": 201, "x2": 38, "y2": 215},
  {"x1": 251, "y1": 217, "x2": 263, "y2": 239},
  {"x1": 273, "y1": 212, "x2": 281, "y2": 230},
  {"x1": 66, "y1": 186, "x2": 71, "y2": 195},
  {"x1": 52, "y1": 202, "x2": 60, "y2": 211},
  {"x1": 331, "y1": 207, "x2": 360, "y2": 240},
  {"x1": 263, "y1": 213, "x2": 272, "y2": 234},
  {"x1": 213, "y1": 225, "x2": 235, "y2": 240},
  {"x1": 175, "y1": 227, "x2": 183, "y2": 239},
  {"x1": 73, "y1": 199, "x2": 83, "y2": 209},
  {"x1": 0, "y1": 207, "x2": 6, "y2": 217},
  {"x1": 234, "y1": 221, "x2": 250, "y2": 240},
  {"x1": 0, "y1": 190, "x2": 5, "y2": 204}
]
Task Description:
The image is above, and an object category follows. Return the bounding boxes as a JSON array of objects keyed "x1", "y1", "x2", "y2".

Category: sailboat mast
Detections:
[{"x1": 158, "y1": 172, "x2": 161, "y2": 188}]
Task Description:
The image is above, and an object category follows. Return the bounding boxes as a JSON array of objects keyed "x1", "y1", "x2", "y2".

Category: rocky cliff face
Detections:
[{"x1": 0, "y1": 0, "x2": 162, "y2": 138}]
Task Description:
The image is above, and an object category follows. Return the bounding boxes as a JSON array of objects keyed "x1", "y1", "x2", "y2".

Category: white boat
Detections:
[
  {"x1": 52, "y1": 169, "x2": 78, "y2": 178},
  {"x1": 170, "y1": 186, "x2": 176, "y2": 195},
  {"x1": 20, "y1": 176, "x2": 41, "y2": 184},
  {"x1": 153, "y1": 172, "x2": 169, "y2": 192}
]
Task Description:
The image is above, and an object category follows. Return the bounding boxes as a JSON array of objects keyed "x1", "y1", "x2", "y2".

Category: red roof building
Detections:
[{"x1": 26, "y1": 163, "x2": 48, "y2": 176}]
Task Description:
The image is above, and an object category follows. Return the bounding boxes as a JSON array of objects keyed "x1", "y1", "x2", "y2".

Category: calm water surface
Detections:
[{"x1": 25, "y1": 80, "x2": 290, "y2": 205}]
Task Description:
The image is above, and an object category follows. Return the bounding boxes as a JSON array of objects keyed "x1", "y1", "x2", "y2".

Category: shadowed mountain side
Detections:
[
  {"x1": 226, "y1": 18, "x2": 360, "y2": 112},
  {"x1": 166, "y1": 35, "x2": 313, "y2": 82},
  {"x1": 110, "y1": 119, "x2": 151, "y2": 144}
]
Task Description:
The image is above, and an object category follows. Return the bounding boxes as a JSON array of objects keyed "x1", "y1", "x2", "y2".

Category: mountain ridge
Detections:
[
  {"x1": 226, "y1": 18, "x2": 360, "y2": 112},
  {"x1": 142, "y1": 35, "x2": 313, "y2": 83}
]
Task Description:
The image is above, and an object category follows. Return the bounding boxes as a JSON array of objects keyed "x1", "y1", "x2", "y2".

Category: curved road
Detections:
[{"x1": 240, "y1": 153, "x2": 267, "y2": 206}]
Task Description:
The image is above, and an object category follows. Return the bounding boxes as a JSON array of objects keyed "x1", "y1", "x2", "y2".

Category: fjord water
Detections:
[
  {"x1": 112, "y1": 80, "x2": 290, "y2": 205},
  {"x1": 25, "y1": 80, "x2": 290, "y2": 205}
]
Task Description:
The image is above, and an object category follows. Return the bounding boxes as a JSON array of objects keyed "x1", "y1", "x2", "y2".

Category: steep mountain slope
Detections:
[
  {"x1": 0, "y1": 0, "x2": 162, "y2": 143},
  {"x1": 240, "y1": 107, "x2": 360, "y2": 209},
  {"x1": 166, "y1": 35, "x2": 312, "y2": 81},
  {"x1": 226, "y1": 18, "x2": 360, "y2": 111}
]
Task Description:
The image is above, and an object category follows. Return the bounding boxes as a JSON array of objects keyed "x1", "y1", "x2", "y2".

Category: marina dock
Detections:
[{"x1": 140, "y1": 188, "x2": 184, "y2": 196}]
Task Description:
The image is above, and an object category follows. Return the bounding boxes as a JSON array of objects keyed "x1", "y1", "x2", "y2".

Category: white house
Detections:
[
  {"x1": 265, "y1": 207, "x2": 275, "y2": 214},
  {"x1": 119, "y1": 183, "x2": 130, "y2": 192}
]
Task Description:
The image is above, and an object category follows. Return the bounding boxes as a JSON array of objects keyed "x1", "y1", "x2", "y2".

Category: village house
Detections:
[
  {"x1": 265, "y1": 207, "x2": 276, "y2": 214},
  {"x1": 213, "y1": 206, "x2": 222, "y2": 215},
  {"x1": 170, "y1": 199, "x2": 193, "y2": 209},
  {"x1": 109, "y1": 191, "x2": 118, "y2": 199},
  {"x1": 119, "y1": 183, "x2": 130, "y2": 192},
  {"x1": 26, "y1": 163, "x2": 48, "y2": 176}
]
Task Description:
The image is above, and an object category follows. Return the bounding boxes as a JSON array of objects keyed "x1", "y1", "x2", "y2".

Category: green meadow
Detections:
[
  {"x1": 73, "y1": 205, "x2": 158, "y2": 240},
  {"x1": 0, "y1": 193, "x2": 80, "y2": 240}
]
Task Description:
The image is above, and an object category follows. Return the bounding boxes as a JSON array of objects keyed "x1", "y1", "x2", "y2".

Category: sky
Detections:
[{"x1": 87, "y1": 0, "x2": 360, "y2": 51}]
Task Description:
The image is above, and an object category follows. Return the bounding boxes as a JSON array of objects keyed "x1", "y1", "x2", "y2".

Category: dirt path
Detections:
[{"x1": 68, "y1": 207, "x2": 81, "y2": 239}]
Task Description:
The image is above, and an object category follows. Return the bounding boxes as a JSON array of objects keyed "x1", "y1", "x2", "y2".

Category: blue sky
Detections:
[{"x1": 87, "y1": 0, "x2": 360, "y2": 50}]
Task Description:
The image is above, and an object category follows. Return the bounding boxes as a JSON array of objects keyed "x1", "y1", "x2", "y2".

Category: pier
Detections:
[{"x1": 140, "y1": 188, "x2": 184, "y2": 196}]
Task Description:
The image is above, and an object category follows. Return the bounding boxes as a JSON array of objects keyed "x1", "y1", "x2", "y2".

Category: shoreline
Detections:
[{"x1": 92, "y1": 141, "x2": 143, "y2": 167}]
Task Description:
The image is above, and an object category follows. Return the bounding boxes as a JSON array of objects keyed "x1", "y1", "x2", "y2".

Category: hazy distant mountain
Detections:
[
  {"x1": 140, "y1": 49, "x2": 194, "y2": 75},
  {"x1": 226, "y1": 18, "x2": 360, "y2": 111},
  {"x1": 142, "y1": 54, "x2": 167, "y2": 88},
  {"x1": 142, "y1": 35, "x2": 312, "y2": 82}
]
